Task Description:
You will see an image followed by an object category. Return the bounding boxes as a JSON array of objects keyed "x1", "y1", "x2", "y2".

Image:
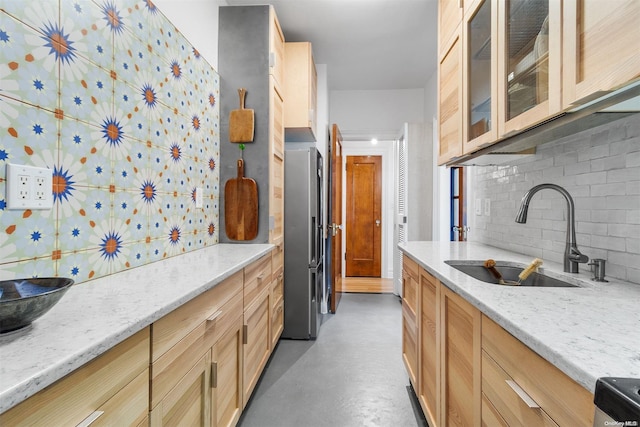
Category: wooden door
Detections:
[
  {"x1": 345, "y1": 155, "x2": 382, "y2": 277},
  {"x1": 329, "y1": 124, "x2": 343, "y2": 313}
]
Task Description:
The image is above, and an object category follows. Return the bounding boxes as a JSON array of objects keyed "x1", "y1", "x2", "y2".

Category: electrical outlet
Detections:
[
  {"x1": 35, "y1": 176, "x2": 47, "y2": 200},
  {"x1": 6, "y1": 163, "x2": 53, "y2": 210},
  {"x1": 475, "y1": 198, "x2": 482, "y2": 216},
  {"x1": 18, "y1": 175, "x2": 30, "y2": 200}
]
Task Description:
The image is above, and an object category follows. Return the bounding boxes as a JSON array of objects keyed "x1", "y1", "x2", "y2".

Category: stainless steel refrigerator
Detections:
[{"x1": 282, "y1": 146, "x2": 323, "y2": 339}]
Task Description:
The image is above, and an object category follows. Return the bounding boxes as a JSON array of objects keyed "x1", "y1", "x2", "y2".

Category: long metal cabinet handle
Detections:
[
  {"x1": 505, "y1": 380, "x2": 540, "y2": 408},
  {"x1": 76, "y1": 411, "x2": 104, "y2": 427},
  {"x1": 243, "y1": 325, "x2": 248, "y2": 344},
  {"x1": 211, "y1": 362, "x2": 218, "y2": 388},
  {"x1": 206, "y1": 310, "x2": 223, "y2": 323}
]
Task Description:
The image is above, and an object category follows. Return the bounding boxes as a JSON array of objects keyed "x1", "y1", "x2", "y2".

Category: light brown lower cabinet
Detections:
[
  {"x1": 212, "y1": 314, "x2": 244, "y2": 427},
  {"x1": 242, "y1": 285, "x2": 271, "y2": 408},
  {"x1": 150, "y1": 350, "x2": 212, "y2": 426},
  {"x1": 440, "y1": 285, "x2": 482, "y2": 427},
  {"x1": 402, "y1": 255, "x2": 420, "y2": 387},
  {"x1": 2, "y1": 250, "x2": 282, "y2": 426},
  {"x1": 418, "y1": 267, "x2": 439, "y2": 427},
  {"x1": 482, "y1": 315, "x2": 594, "y2": 427},
  {"x1": 402, "y1": 256, "x2": 594, "y2": 427},
  {"x1": 0, "y1": 328, "x2": 150, "y2": 427}
]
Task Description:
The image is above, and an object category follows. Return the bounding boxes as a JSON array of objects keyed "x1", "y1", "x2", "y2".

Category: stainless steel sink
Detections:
[{"x1": 444, "y1": 260, "x2": 578, "y2": 288}]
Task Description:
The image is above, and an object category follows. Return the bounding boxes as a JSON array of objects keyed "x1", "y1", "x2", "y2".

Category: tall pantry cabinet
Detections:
[
  {"x1": 219, "y1": 5, "x2": 285, "y2": 249},
  {"x1": 218, "y1": 6, "x2": 286, "y2": 415}
]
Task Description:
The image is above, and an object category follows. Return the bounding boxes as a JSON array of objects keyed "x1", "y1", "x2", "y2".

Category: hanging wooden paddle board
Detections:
[
  {"x1": 229, "y1": 88, "x2": 254, "y2": 143},
  {"x1": 225, "y1": 159, "x2": 258, "y2": 241}
]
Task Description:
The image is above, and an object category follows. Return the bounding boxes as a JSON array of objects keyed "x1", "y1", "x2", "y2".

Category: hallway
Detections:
[{"x1": 238, "y1": 293, "x2": 427, "y2": 427}]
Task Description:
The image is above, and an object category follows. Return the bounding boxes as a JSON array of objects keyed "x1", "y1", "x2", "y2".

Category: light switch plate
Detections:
[
  {"x1": 475, "y1": 199, "x2": 482, "y2": 216},
  {"x1": 484, "y1": 199, "x2": 491, "y2": 216},
  {"x1": 6, "y1": 163, "x2": 53, "y2": 210}
]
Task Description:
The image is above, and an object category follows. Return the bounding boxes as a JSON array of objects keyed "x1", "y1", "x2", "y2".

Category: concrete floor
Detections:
[{"x1": 238, "y1": 293, "x2": 428, "y2": 427}]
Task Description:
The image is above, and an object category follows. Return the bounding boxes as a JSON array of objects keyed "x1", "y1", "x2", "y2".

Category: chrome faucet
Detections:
[{"x1": 515, "y1": 183, "x2": 589, "y2": 273}]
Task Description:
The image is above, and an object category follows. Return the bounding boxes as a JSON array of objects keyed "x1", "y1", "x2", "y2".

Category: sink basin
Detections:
[
  {"x1": 444, "y1": 261, "x2": 578, "y2": 288},
  {"x1": 0, "y1": 277, "x2": 74, "y2": 333}
]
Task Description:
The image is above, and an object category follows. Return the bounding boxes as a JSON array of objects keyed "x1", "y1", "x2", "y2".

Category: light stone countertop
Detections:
[
  {"x1": 399, "y1": 241, "x2": 640, "y2": 394},
  {"x1": 0, "y1": 243, "x2": 273, "y2": 414}
]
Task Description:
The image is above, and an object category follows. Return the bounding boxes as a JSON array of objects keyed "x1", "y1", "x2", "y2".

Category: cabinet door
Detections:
[
  {"x1": 0, "y1": 329, "x2": 149, "y2": 427},
  {"x1": 242, "y1": 286, "x2": 271, "y2": 407},
  {"x1": 150, "y1": 350, "x2": 212, "y2": 427},
  {"x1": 439, "y1": 0, "x2": 463, "y2": 56},
  {"x1": 440, "y1": 286, "x2": 481, "y2": 427},
  {"x1": 283, "y1": 42, "x2": 317, "y2": 141},
  {"x1": 463, "y1": 0, "x2": 498, "y2": 154},
  {"x1": 211, "y1": 315, "x2": 243, "y2": 427},
  {"x1": 269, "y1": 78, "x2": 285, "y2": 245},
  {"x1": 498, "y1": 0, "x2": 562, "y2": 137},
  {"x1": 401, "y1": 257, "x2": 419, "y2": 387},
  {"x1": 438, "y1": 32, "x2": 464, "y2": 165},
  {"x1": 418, "y1": 269, "x2": 439, "y2": 427},
  {"x1": 269, "y1": 7, "x2": 285, "y2": 87},
  {"x1": 563, "y1": 0, "x2": 640, "y2": 108}
]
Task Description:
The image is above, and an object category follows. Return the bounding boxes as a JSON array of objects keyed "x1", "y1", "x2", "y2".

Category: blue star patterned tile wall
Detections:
[{"x1": 0, "y1": 0, "x2": 220, "y2": 283}]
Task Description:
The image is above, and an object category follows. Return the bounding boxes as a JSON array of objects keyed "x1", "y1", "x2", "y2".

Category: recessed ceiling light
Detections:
[{"x1": 371, "y1": 138, "x2": 378, "y2": 145}]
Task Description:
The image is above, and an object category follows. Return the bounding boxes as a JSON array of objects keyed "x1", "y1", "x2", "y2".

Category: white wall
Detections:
[
  {"x1": 330, "y1": 89, "x2": 425, "y2": 141},
  {"x1": 155, "y1": 0, "x2": 225, "y2": 69}
]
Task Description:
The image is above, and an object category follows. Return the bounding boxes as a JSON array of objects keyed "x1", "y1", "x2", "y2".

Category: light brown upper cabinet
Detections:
[
  {"x1": 497, "y1": 0, "x2": 562, "y2": 138},
  {"x1": 284, "y1": 42, "x2": 317, "y2": 142},
  {"x1": 437, "y1": 0, "x2": 640, "y2": 165},
  {"x1": 439, "y1": 0, "x2": 464, "y2": 58},
  {"x1": 269, "y1": 8, "x2": 285, "y2": 88},
  {"x1": 438, "y1": 28, "x2": 464, "y2": 164},
  {"x1": 562, "y1": 0, "x2": 640, "y2": 108},
  {"x1": 462, "y1": 0, "x2": 498, "y2": 154}
]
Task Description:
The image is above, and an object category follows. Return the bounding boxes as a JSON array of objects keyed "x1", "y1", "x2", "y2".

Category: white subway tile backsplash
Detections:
[{"x1": 471, "y1": 114, "x2": 640, "y2": 284}]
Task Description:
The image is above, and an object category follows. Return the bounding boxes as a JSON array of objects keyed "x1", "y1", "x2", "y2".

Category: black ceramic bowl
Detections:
[{"x1": 0, "y1": 277, "x2": 74, "y2": 333}]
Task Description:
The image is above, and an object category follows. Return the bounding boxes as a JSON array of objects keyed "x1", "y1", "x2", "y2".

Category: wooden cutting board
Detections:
[
  {"x1": 229, "y1": 88, "x2": 254, "y2": 143},
  {"x1": 225, "y1": 159, "x2": 258, "y2": 241}
]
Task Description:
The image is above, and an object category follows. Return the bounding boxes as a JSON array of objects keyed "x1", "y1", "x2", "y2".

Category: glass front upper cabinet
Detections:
[
  {"x1": 498, "y1": 0, "x2": 561, "y2": 136},
  {"x1": 463, "y1": 0, "x2": 498, "y2": 154}
]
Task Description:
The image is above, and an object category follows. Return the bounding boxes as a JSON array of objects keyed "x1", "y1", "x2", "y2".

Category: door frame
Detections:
[{"x1": 341, "y1": 140, "x2": 395, "y2": 279}]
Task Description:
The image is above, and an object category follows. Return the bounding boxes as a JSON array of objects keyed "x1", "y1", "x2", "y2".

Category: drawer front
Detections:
[
  {"x1": 204, "y1": 289, "x2": 243, "y2": 349},
  {"x1": 244, "y1": 254, "x2": 272, "y2": 310},
  {"x1": 403, "y1": 255, "x2": 419, "y2": 282},
  {"x1": 482, "y1": 351, "x2": 559, "y2": 427},
  {"x1": 482, "y1": 315, "x2": 594, "y2": 427},
  {"x1": 152, "y1": 270, "x2": 243, "y2": 361},
  {"x1": 0, "y1": 328, "x2": 149, "y2": 426}
]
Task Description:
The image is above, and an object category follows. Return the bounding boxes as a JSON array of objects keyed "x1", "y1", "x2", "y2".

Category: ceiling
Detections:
[{"x1": 225, "y1": 0, "x2": 439, "y2": 91}]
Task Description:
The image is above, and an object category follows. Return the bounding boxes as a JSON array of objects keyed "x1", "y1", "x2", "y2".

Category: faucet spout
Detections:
[{"x1": 514, "y1": 183, "x2": 588, "y2": 273}]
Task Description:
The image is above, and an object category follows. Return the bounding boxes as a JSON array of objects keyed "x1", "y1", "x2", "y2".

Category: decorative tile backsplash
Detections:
[
  {"x1": 471, "y1": 114, "x2": 640, "y2": 284},
  {"x1": 0, "y1": 0, "x2": 220, "y2": 284}
]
